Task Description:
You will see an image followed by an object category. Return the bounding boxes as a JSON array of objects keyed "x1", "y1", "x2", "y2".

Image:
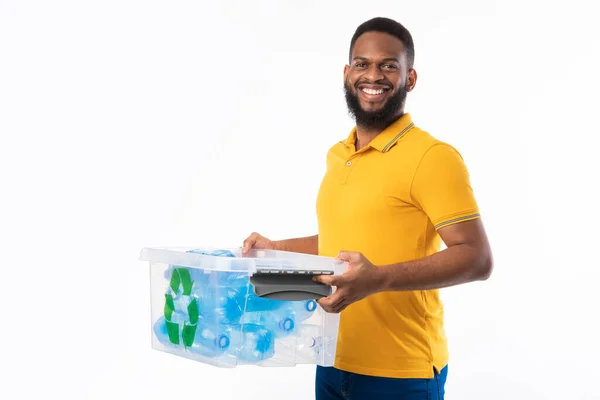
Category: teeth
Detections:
[{"x1": 362, "y1": 88, "x2": 385, "y2": 95}]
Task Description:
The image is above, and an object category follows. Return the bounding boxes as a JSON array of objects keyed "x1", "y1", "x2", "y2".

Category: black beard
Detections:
[{"x1": 344, "y1": 81, "x2": 408, "y2": 130}]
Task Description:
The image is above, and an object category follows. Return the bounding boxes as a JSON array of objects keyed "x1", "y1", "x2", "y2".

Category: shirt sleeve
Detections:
[{"x1": 410, "y1": 143, "x2": 481, "y2": 230}]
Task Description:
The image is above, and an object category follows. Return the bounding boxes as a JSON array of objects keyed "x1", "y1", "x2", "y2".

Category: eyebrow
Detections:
[{"x1": 352, "y1": 56, "x2": 400, "y2": 63}]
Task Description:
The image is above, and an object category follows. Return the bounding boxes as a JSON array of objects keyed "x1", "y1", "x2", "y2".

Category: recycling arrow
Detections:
[{"x1": 163, "y1": 267, "x2": 198, "y2": 347}]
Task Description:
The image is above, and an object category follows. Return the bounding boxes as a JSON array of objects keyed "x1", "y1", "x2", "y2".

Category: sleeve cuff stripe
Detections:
[{"x1": 434, "y1": 213, "x2": 481, "y2": 229}]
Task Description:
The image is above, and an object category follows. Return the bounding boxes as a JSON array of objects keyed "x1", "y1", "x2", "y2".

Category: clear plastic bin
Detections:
[{"x1": 139, "y1": 246, "x2": 346, "y2": 368}]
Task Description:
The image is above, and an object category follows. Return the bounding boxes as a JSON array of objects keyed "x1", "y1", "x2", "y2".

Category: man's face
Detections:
[{"x1": 344, "y1": 31, "x2": 414, "y2": 129}]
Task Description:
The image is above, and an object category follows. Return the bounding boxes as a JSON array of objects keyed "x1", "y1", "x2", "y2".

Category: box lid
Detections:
[{"x1": 139, "y1": 246, "x2": 346, "y2": 274}]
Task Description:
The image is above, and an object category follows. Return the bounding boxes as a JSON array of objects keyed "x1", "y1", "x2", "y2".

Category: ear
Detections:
[{"x1": 407, "y1": 68, "x2": 418, "y2": 92}]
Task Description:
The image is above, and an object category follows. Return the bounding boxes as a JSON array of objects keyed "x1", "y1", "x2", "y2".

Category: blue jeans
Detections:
[{"x1": 315, "y1": 365, "x2": 448, "y2": 400}]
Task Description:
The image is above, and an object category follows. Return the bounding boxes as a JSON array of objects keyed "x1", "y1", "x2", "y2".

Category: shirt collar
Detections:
[{"x1": 341, "y1": 113, "x2": 415, "y2": 153}]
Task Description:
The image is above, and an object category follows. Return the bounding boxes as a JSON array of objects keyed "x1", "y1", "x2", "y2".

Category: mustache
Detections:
[
  {"x1": 354, "y1": 80, "x2": 393, "y2": 89},
  {"x1": 345, "y1": 77, "x2": 393, "y2": 89}
]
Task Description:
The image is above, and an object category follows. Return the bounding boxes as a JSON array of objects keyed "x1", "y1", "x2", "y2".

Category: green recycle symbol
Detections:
[{"x1": 163, "y1": 268, "x2": 199, "y2": 348}]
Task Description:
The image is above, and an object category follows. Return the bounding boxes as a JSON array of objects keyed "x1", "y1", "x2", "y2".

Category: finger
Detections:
[
  {"x1": 316, "y1": 298, "x2": 328, "y2": 312},
  {"x1": 328, "y1": 294, "x2": 347, "y2": 312},
  {"x1": 316, "y1": 297, "x2": 329, "y2": 308},
  {"x1": 241, "y1": 242, "x2": 252, "y2": 254},
  {"x1": 319, "y1": 296, "x2": 348, "y2": 314},
  {"x1": 318, "y1": 290, "x2": 344, "y2": 309},
  {"x1": 242, "y1": 233, "x2": 258, "y2": 254},
  {"x1": 334, "y1": 302, "x2": 350, "y2": 313},
  {"x1": 336, "y1": 250, "x2": 360, "y2": 263},
  {"x1": 317, "y1": 298, "x2": 337, "y2": 314},
  {"x1": 336, "y1": 250, "x2": 351, "y2": 262},
  {"x1": 312, "y1": 274, "x2": 340, "y2": 286},
  {"x1": 316, "y1": 292, "x2": 338, "y2": 308}
]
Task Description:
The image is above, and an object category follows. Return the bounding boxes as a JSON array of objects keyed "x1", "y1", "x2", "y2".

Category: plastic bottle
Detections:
[
  {"x1": 294, "y1": 324, "x2": 324, "y2": 363},
  {"x1": 153, "y1": 315, "x2": 233, "y2": 359},
  {"x1": 186, "y1": 248, "x2": 248, "y2": 289},
  {"x1": 242, "y1": 310, "x2": 296, "y2": 338},
  {"x1": 186, "y1": 319, "x2": 231, "y2": 358},
  {"x1": 210, "y1": 270, "x2": 249, "y2": 290},
  {"x1": 187, "y1": 248, "x2": 237, "y2": 258},
  {"x1": 195, "y1": 284, "x2": 245, "y2": 325},
  {"x1": 186, "y1": 267, "x2": 211, "y2": 288},
  {"x1": 153, "y1": 316, "x2": 181, "y2": 348},
  {"x1": 241, "y1": 299, "x2": 316, "y2": 335},
  {"x1": 244, "y1": 288, "x2": 286, "y2": 312},
  {"x1": 169, "y1": 290, "x2": 196, "y2": 322},
  {"x1": 228, "y1": 323, "x2": 275, "y2": 363},
  {"x1": 239, "y1": 299, "x2": 317, "y2": 338},
  {"x1": 290, "y1": 299, "x2": 318, "y2": 321}
]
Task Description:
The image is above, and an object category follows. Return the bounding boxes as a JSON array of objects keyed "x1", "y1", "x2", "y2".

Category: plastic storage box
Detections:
[{"x1": 139, "y1": 246, "x2": 347, "y2": 368}]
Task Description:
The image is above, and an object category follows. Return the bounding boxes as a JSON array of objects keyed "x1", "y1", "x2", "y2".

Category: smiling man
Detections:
[{"x1": 242, "y1": 17, "x2": 493, "y2": 400}]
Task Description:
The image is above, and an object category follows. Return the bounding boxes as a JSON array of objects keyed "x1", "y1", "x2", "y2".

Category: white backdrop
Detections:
[{"x1": 1, "y1": 1, "x2": 599, "y2": 399}]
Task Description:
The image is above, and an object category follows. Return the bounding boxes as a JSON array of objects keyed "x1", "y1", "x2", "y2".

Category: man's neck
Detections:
[
  {"x1": 355, "y1": 126, "x2": 382, "y2": 151},
  {"x1": 355, "y1": 112, "x2": 405, "y2": 151}
]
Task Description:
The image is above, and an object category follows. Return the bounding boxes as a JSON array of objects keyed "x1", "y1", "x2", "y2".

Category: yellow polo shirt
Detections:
[{"x1": 316, "y1": 113, "x2": 480, "y2": 379}]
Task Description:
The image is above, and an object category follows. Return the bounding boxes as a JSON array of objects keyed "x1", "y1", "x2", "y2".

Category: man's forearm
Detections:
[
  {"x1": 273, "y1": 235, "x2": 319, "y2": 255},
  {"x1": 376, "y1": 243, "x2": 493, "y2": 292}
]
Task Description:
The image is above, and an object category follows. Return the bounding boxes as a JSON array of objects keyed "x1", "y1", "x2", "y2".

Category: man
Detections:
[{"x1": 242, "y1": 17, "x2": 493, "y2": 400}]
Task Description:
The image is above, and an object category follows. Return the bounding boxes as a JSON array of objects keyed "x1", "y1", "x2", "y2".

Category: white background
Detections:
[{"x1": 1, "y1": 0, "x2": 599, "y2": 399}]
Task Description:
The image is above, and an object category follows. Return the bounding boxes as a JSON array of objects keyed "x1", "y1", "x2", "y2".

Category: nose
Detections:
[{"x1": 363, "y1": 64, "x2": 385, "y2": 82}]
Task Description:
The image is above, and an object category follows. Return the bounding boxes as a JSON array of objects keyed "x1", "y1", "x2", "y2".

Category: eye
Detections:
[
  {"x1": 382, "y1": 64, "x2": 398, "y2": 70},
  {"x1": 354, "y1": 62, "x2": 367, "y2": 68}
]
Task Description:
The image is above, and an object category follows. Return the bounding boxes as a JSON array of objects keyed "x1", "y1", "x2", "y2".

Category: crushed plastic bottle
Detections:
[
  {"x1": 154, "y1": 315, "x2": 233, "y2": 359},
  {"x1": 206, "y1": 270, "x2": 249, "y2": 291},
  {"x1": 185, "y1": 249, "x2": 247, "y2": 290},
  {"x1": 290, "y1": 299, "x2": 318, "y2": 321},
  {"x1": 228, "y1": 323, "x2": 275, "y2": 363},
  {"x1": 187, "y1": 319, "x2": 232, "y2": 358},
  {"x1": 244, "y1": 288, "x2": 286, "y2": 312},
  {"x1": 153, "y1": 316, "x2": 180, "y2": 348},
  {"x1": 195, "y1": 284, "x2": 245, "y2": 325},
  {"x1": 245, "y1": 299, "x2": 318, "y2": 337},
  {"x1": 243, "y1": 310, "x2": 295, "y2": 338},
  {"x1": 294, "y1": 324, "x2": 324, "y2": 363},
  {"x1": 167, "y1": 289, "x2": 196, "y2": 323},
  {"x1": 187, "y1": 248, "x2": 237, "y2": 258}
]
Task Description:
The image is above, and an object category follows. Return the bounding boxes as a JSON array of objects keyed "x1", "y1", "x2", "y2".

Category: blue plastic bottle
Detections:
[
  {"x1": 244, "y1": 288, "x2": 286, "y2": 312},
  {"x1": 187, "y1": 248, "x2": 237, "y2": 258},
  {"x1": 243, "y1": 310, "x2": 295, "y2": 338},
  {"x1": 153, "y1": 316, "x2": 181, "y2": 348},
  {"x1": 154, "y1": 315, "x2": 232, "y2": 359},
  {"x1": 186, "y1": 249, "x2": 248, "y2": 291},
  {"x1": 210, "y1": 270, "x2": 249, "y2": 290},
  {"x1": 290, "y1": 299, "x2": 318, "y2": 321},
  {"x1": 228, "y1": 323, "x2": 275, "y2": 363},
  {"x1": 295, "y1": 324, "x2": 324, "y2": 363},
  {"x1": 170, "y1": 290, "x2": 195, "y2": 322},
  {"x1": 242, "y1": 299, "x2": 316, "y2": 335},
  {"x1": 185, "y1": 249, "x2": 250, "y2": 325},
  {"x1": 187, "y1": 319, "x2": 231, "y2": 358},
  {"x1": 195, "y1": 284, "x2": 245, "y2": 325}
]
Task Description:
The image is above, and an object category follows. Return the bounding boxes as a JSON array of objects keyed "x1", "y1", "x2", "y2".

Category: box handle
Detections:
[{"x1": 249, "y1": 269, "x2": 334, "y2": 301}]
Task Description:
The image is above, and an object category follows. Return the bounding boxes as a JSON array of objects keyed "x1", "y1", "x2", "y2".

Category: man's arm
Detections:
[
  {"x1": 273, "y1": 235, "x2": 319, "y2": 255},
  {"x1": 377, "y1": 218, "x2": 493, "y2": 291},
  {"x1": 242, "y1": 232, "x2": 318, "y2": 255},
  {"x1": 314, "y1": 219, "x2": 493, "y2": 313},
  {"x1": 376, "y1": 142, "x2": 493, "y2": 290}
]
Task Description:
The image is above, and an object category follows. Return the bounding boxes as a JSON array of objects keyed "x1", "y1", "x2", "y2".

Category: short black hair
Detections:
[{"x1": 349, "y1": 17, "x2": 415, "y2": 69}]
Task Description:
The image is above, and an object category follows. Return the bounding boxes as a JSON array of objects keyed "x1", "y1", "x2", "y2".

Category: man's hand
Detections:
[
  {"x1": 242, "y1": 232, "x2": 275, "y2": 254},
  {"x1": 312, "y1": 251, "x2": 382, "y2": 313}
]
